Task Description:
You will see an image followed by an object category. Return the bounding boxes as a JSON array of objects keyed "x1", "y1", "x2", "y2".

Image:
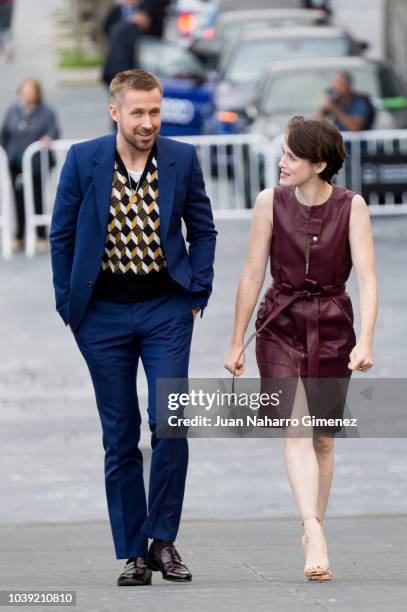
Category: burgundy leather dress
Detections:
[{"x1": 254, "y1": 185, "x2": 357, "y2": 430}]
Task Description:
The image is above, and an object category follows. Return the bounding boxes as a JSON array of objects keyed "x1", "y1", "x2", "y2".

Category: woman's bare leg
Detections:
[
  {"x1": 283, "y1": 380, "x2": 330, "y2": 571},
  {"x1": 313, "y1": 436, "x2": 335, "y2": 523}
]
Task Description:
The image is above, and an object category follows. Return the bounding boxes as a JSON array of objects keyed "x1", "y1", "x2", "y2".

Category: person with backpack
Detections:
[{"x1": 320, "y1": 71, "x2": 375, "y2": 131}]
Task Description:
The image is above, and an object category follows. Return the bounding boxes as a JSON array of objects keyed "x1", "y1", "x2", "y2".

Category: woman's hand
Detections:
[
  {"x1": 40, "y1": 135, "x2": 52, "y2": 147},
  {"x1": 348, "y1": 340, "x2": 374, "y2": 372},
  {"x1": 224, "y1": 345, "x2": 245, "y2": 376}
]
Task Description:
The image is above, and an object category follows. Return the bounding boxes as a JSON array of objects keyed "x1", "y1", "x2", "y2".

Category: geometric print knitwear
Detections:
[{"x1": 101, "y1": 150, "x2": 166, "y2": 275}]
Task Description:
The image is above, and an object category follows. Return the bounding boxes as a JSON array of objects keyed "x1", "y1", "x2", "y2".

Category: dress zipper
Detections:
[{"x1": 305, "y1": 234, "x2": 311, "y2": 275}]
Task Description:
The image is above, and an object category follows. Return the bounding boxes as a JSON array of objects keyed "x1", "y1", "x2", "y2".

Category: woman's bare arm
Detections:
[
  {"x1": 348, "y1": 194, "x2": 378, "y2": 370},
  {"x1": 225, "y1": 188, "x2": 273, "y2": 374}
]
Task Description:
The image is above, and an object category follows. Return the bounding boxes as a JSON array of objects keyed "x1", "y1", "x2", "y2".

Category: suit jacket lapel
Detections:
[
  {"x1": 91, "y1": 134, "x2": 116, "y2": 231},
  {"x1": 156, "y1": 135, "x2": 176, "y2": 239}
]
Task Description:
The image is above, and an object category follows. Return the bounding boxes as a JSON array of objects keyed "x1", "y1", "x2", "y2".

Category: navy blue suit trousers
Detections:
[{"x1": 73, "y1": 291, "x2": 194, "y2": 559}]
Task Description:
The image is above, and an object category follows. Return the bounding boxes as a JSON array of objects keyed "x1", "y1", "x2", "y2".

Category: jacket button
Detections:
[
  {"x1": 98, "y1": 251, "x2": 104, "y2": 257},
  {"x1": 88, "y1": 281, "x2": 95, "y2": 287}
]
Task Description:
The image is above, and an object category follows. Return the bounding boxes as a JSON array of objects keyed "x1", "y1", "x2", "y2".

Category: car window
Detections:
[
  {"x1": 261, "y1": 66, "x2": 380, "y2": 114},
  {"x1": 224, "y1": 37, "x2": 350, "y2": 84},
  {"x1": 139, "y1": 38, "x2": 206, "y2": 79},
  {"x1": 220, "y1": 17, "x2": 323, "y2": 48},
  {"x1": 220, "y1": 21, "x2": 269, "y2": 48}
]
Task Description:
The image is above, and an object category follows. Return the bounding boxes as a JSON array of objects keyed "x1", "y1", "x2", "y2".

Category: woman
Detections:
[
  {"x1": 224, "y1": 116, "x2": 378, "y2": 581},
  {"x1": 0, "y1": 78, "x2": 60, "y2": 251}
]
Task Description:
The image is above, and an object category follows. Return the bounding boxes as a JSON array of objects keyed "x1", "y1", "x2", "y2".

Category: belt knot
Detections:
[{"x1": 276, "y1": 279, "x2": 345, "y2": 299}]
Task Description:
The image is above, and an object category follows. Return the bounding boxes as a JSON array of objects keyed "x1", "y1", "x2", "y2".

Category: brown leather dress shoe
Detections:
[
  {"x1": 147, "y1": 540, "x2": 192, "y2": 582},
  {"x1": 117, "y1": 556, "x2": 152, "y2": 586}
]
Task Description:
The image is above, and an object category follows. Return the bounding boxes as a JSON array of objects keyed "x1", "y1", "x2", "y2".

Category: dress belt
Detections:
[{"x1": 233, "y1": 278, "x2": 346, "y2": 386}]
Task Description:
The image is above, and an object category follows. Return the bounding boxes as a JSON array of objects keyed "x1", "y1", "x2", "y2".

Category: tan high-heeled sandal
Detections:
[{"x1": 302, "y1": 516, "x2": 332, "y2": 582}]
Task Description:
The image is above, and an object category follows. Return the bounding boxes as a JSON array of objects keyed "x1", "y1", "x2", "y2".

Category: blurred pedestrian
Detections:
[
  {"x1": 225, "y1": 115, "x2": 378, "y2": 582},
  {"x1": 101, "y1": 1, "x2": 171, "y2": 88},
  {"x1": 102, "y1": 0, "x2": 146, "y2": 88},
  {"x1": 320, "y1": 71, "x2": 375, "y2": 131},
  {"x1": 0, "y1": 0, "x2": 15, "y2": 62},
  {"x1": 0, "y1": 78, "x2": 60, "y2": 251},
  {"x1": 103, "y1": 0, "x2": 169, "y2": 41},
  {"x1": 133, "y1": 0, "x2": 171, "y2": 39},
  {"x1": 103, "y1": 0, "x2": 141, "y2": 40}
]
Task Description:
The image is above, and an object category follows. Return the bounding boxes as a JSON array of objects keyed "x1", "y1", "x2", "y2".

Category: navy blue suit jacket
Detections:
[{"x1": 50, "y1": 134, "x2": 217, "y2": 330}]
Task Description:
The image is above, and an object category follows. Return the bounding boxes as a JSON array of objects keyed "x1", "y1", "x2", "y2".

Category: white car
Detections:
[{"x1": 249, "y1": 57, "x2": 407, "y2": 138}]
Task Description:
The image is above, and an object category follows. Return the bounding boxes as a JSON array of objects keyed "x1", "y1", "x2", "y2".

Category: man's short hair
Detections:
[
  {"x1": 338, "y1": 71, "x2": 353, "y2": 87},
  {"x1": 109, "y1": 69, "x2": 163, "y2": 104}
]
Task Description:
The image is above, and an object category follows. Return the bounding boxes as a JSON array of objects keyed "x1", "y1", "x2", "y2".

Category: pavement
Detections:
[
  {"x1": 1, "y1": 217, "x2": 407, "y2": 612},
  {"x1": 1, "y1": 516, "x2": 407, "y2": 612},
  {"x1": 1, "y1": 2, "x2": 407, "y2": 611}
]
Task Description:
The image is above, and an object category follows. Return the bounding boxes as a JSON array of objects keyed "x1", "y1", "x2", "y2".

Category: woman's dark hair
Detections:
[{"x1": 286, "y1": 115, "x2": 346, "y2": 182}]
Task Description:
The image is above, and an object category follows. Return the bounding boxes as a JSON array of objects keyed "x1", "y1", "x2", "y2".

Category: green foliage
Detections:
[{"x1": 58, "y1": 48, "x2": 101, "y2": 69}]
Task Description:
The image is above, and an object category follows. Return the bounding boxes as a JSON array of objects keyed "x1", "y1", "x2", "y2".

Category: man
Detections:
[
  {"x1": 320, "y1": 71, "x2": 375, "y2": 131},
  {"x1": 136, "y1": 0, "x2": 171, "y2": 38},
  {"x1": 50, "y1": 69, "x2": 216, "y2": 585},
  {"x1": 103, "y1": 0, "x2": 170, "y2": 39},
  {"x1": 101, "y1": 1, "x2": 145, "y2": 88},
  {"x1": 101, "y1": 0, "x2": 171, "y2": 88}
]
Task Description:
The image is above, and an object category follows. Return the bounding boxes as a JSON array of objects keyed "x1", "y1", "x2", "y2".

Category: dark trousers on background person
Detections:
[
  {"x1": 9, "y1": 162, "x2": 47, "y2": 240},
  {"x1": 72, "y1": 290, "x2": 194, "y2": 559}
]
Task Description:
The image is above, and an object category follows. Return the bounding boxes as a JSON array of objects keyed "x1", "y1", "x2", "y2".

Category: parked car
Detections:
[
  {"x1": 249, "y1": 57, "x2": 407, "y2": 139},
  {"x1": 192, "y1": 8, "x2": 331, "y2": 67},
  {"x1": 164, "y1": 0, "x2": 218, "y2": 45},
  {"x1": 138, "y1": 37, "x2": 214, "y2": 136},
  {"x1": 205, "y1": 27, "x2": 367, "y2": 134},
  {"x1": 164, "y1": 0, "x2": 318, "y2": 47}
]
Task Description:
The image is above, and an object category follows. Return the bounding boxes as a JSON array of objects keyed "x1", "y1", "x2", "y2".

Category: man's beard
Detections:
[{"x1": 122, "y1": 126, "x2": 157, "y2": 152}]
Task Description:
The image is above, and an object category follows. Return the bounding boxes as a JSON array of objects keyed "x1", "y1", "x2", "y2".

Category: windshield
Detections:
[
  {"x1": 260, "y1": 66, "x2": 380, "y2": 114},
  {"x1": 139, "y1": 39, "x2": 205, "y2": 79},
  {"x1": 220, "y1": 17, "x2": 322, "y2": 48},
  {"x1": 224, "y1": 37, "x2": 349, "y2": 84}
]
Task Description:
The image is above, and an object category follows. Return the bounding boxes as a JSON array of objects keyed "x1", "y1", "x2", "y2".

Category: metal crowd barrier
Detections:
[
  {"x1": 0, "y1": 146, "x2": 12, "y2": 259},
  {"x1": 21, "y1": 134, "x2": 271, "y2": 256},
  {"x1": 19, "y1": 129, "x2": 407, "y2": 258},
  {"x1": 177, "y1": 133, "x2": 273, "y2": 216},
  {"x1": 268, "y1": 130, "x2": 407, "y2": 216},
  {"x1": 22, "y1": 139, "x2": 79, "y2": 257}
]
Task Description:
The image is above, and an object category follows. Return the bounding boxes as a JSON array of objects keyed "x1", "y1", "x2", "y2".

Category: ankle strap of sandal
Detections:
[{"x1": 301, "y1": 516, "x2": 321, "y2": 526}]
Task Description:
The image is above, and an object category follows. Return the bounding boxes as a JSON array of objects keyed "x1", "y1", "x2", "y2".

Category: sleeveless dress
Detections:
[{"x1": 254, "y1": 184, "x2": 357, "y2": 431}]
